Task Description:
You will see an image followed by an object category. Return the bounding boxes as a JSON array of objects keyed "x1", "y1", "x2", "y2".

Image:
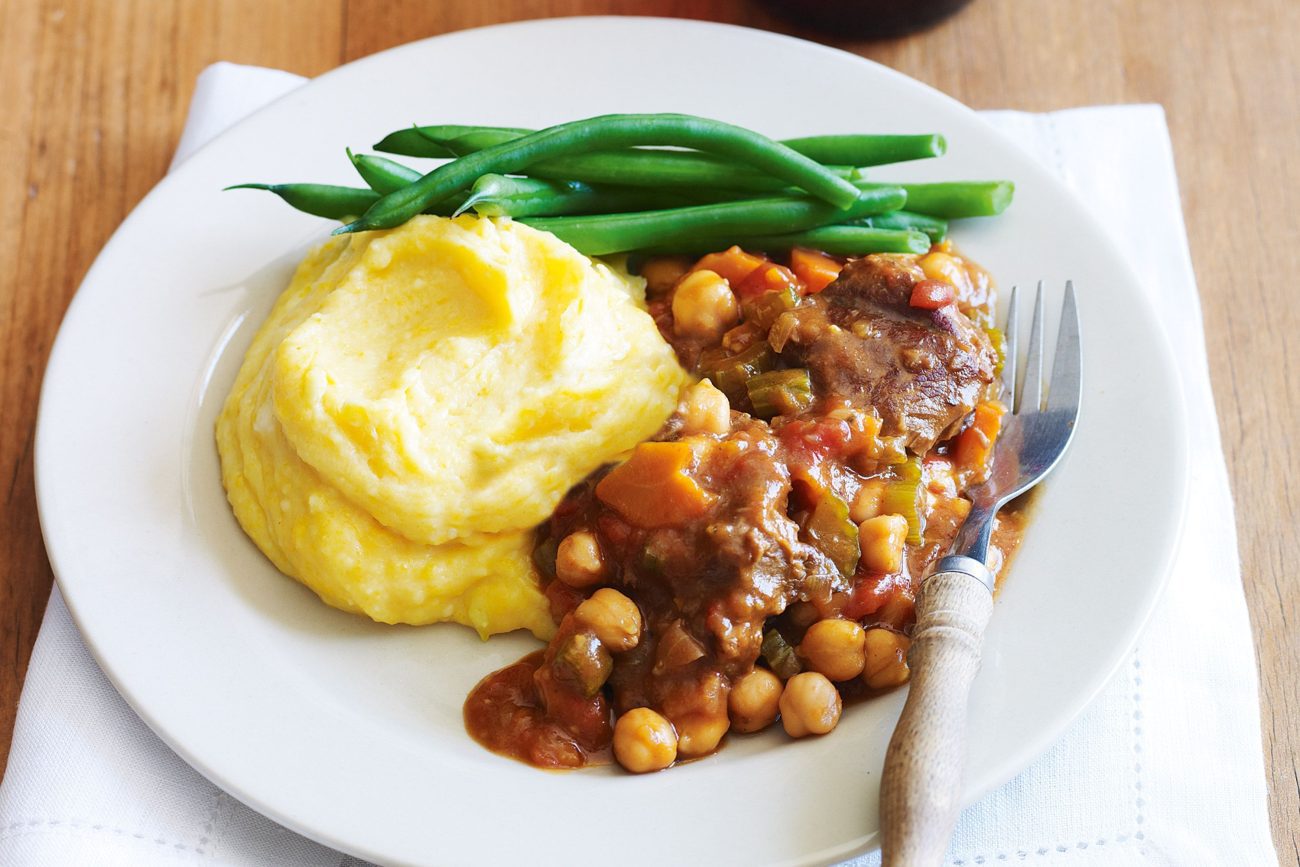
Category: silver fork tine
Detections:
[
  {"x1": 1002, "y1": 285, "x2": 1019, "y2": 406},
  {"x1": 1017, "y1": 281, "x2": 1046, "y2": 413},
  {"x1": 1047, "y1": 281, "x2": 1082, "y2": 414}
]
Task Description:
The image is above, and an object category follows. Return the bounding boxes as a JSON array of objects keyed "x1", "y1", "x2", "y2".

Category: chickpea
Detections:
[
  {"x1": 862, "y1": 628, "x2": 911, "y2": 689},
  {"x1": 799, "y1": 619, "x2": 867, "y2": 682},
  {"x1": 639, "y1": 256, "x2": 692, "y2": 295},
  {"x1": 728, "y1": 668, "x2": 783, "y2": 733},
  {"x1": 779, "y1": 672, "x2": 843, "y2": 738},
  {"x1": 671, "y1": 269, "x2": 739, "y2": 340},
  {"x1": 850, "y1": 479, "x2": 888, "y2": 523},
  {"x1": 574, "y1": 588, "x2": 643, "y2": 652},
  {"x1": 614, "y1": 708, "x2": 678, "y2": 773},
  {"x1": 858, "y1": 514, "x2": 909, "y2": 574},
  {"x1": 554, "y1": 531, "x2": 607, "y2": 588},
  {"x1": 674, "y1": 711, "x2": 730, "y2": 757},
  {"x1": 876, "y1": 592, "x2": 915, "y2": 631},
  {"x1": 678, "y1": 379, "x2": 731, "y2": 436},
  {"x1": 659, "y1": 670, "x2": 728, "y2": 756}
]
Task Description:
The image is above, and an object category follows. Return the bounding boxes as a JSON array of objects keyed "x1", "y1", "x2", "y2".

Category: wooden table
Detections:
[{"x1": 1, "y1": 0, "x2": 1295, "y2": 859}]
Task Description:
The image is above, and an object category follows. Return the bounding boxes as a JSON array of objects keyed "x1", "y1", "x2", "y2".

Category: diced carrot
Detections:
[
  {"x1": 790, "y1": 247, "x2": 843, "y2": 294},
  {"x1": 690, "y1": 246, "x2": 767, "y2": 288},
  {"x1": 734, "y1": 261, "x2": 801, "y2": 301},
  {"x1": 909, "y1": 279, "x2": 956, "y2": 310},
  {"x1": 859, "y1": 411, "x2": 883, "y2": 442},
  {"x1": 595, "y1": 442, "x2": 714, "y2": 528},
  {"x1": 953, "y1": 400, "x2": 1007, "y2": 474}
]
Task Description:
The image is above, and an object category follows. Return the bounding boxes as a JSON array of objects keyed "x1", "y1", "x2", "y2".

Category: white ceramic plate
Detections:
[{"x1": 36, "y1": 17, "x2": 1188, "y2": 867}]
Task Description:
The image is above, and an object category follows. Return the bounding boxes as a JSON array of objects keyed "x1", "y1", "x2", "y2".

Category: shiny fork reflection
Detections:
[{"x1": 950, "y1": 281, "x2": 1082, "y2": 563}]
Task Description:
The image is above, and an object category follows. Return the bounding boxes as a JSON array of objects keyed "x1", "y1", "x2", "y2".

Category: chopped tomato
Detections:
[
  {"x1": 777, "y1": 418, "x2": 853, "y2": 464},
  {"x1": 790, "y1": 247, "x2": 843, "y2": 294},
  {"x1": 734, "y1": 261, "x2": 801, "y2": 301},
  {"x1": 551, "y1": 486, "x2": 587, "y2": 518},
  {"x1": 545, "y1": 579, "x2": 585, "y2": 622},
  {"x1": 844, "y1": 573, "x2": 895, "y2": 620},
  {"x1": 595, "y1": 513, "x2": 632, "y2": 548},
  {"x1": 909, "y1": 279, "x2": 956, "y2": 310}
]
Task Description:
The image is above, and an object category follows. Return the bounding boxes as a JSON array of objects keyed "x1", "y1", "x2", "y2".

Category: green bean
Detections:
[
  {"x1": 437, "y1": 129, "x2": 527, "y2": 154},
  {"x1": 225, "y1": 183, "x2": 379, "y2": 220},
  {"x1": 347, "y1": 152, "x2": 466, "y2": 214},
  {"x1": 415, "y1": 128, "x2": 872, "y2": 192},
  {"x1": 347, "y1": 151, "x2": 422, "y2": 194},
  {"x1": 457, "y1": 174, "x2": 701, "y2": 218},
  {"x1": 855, "y1": 181, "x2": 1014, "y2": 218},
  {"x1": 778, "y1": 134, "x2": 946, "y2": 165},
  {"x1": 372, "y1": 125, "x2": 532, "y2": 158},
  {"x1": 389, "y1": 125, "x2": 947, "y2": 168},
  {"x1": 850, "y1": 210, "x2": 948, "y2": 241},
  {"x1": 534, "y1": 154, "x2": 858, "y2": 192},
  {"x1": 725, "y1": 225, "x2": 930, "y2": 256},
  {"x1": 339, "y1": 114, "x2": 862, "y2": 233},
  {"x1": 636, "y1": 225, "x2": 930, "y2": 257},
  {"x1": 521, "y1": 186, "x2": 906, "y2": 256}
]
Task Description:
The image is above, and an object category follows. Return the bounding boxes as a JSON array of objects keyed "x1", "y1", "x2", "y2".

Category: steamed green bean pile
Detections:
[{"x1": 229, "y1": 113, "x2": 1012, "y2": 257}]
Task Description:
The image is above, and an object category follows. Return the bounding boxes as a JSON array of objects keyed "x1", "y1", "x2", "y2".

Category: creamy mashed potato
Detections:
[{"x1": 217, "y1": 216, "x2": 687, "y2": 637}]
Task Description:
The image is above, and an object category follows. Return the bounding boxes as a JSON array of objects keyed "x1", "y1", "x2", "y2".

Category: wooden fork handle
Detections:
[{"x1": 880, "y1": 558, "x2": 995, "y2": 867}]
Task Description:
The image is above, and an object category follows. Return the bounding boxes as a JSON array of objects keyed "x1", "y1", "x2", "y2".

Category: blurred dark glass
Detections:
[{"x1": 758, "y1": 0, "x2": 975, "y2": 39}]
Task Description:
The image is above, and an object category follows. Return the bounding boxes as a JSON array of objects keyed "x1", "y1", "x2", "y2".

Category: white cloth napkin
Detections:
[{"x1": 0, "y1": 62, "x2": 1277, "y2": 867}]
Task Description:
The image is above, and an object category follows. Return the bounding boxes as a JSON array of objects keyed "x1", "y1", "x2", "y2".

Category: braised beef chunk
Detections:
[
  {"x1": 522, "y1": 415, "x2": 854, "y2": 744},
  {"x1": 785, "y1": 255, "x2": 997, "y2": 453},
  {"x1": 554, "y1": 417, "x2": 844, "y2": 708}
]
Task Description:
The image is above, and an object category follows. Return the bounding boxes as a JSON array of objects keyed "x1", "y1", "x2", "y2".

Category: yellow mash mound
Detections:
[{"x1": 217, "y1": 215, "x2": 687, "y2": 637}]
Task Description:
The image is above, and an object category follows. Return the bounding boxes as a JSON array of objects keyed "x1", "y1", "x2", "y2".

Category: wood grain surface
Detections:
[{"x1": 1, "y1": 0, "x2": 1295, "y2": 860}]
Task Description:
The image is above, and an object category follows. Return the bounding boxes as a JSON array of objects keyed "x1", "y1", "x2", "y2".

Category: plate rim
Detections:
[{"x1": 34, "y1": 15, "x2": 1192, "y2": 866}]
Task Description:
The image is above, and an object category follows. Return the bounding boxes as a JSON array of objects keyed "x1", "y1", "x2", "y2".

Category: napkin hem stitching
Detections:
[
  {"x1": 946, "y1": 651, "x2": 1151, "y2": 863},
  {"x1": 199, "y1": 789, "x2": 227, "y2": 859},
  {"x1": 0, "y1": 817, "x2": 205, "y2": 855},
  {"x1": 1131, "y1": 653, "x2": 1148, "y2": 843}
]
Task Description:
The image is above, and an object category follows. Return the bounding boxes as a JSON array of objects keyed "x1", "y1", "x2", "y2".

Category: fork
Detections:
[{"x1": 879, "y1": 282, "x2": 1082, "y2": 866}]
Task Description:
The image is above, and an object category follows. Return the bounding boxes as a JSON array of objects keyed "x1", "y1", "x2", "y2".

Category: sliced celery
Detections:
[
  {"x1": 698, "y1": 342, "x2": 774, "y2": 404},
  {"x1": 761, "y1": 629, "x2": 802, "y2": 680},
  {"x1": 881, "y1": 457, "x2": 925, "y2": 545},
  {"x1": 741, "y1": 284, "x2": 799, "y2": 332},
  {"x1": 746, "y1": 368, "x2": 814, "y2": 419},
  {"x1": 805, "y1": 491, "x2": 860, "y2": 578},
  {"x1": 555, "y1": 631, "x2": 613, "y2": 697}
]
